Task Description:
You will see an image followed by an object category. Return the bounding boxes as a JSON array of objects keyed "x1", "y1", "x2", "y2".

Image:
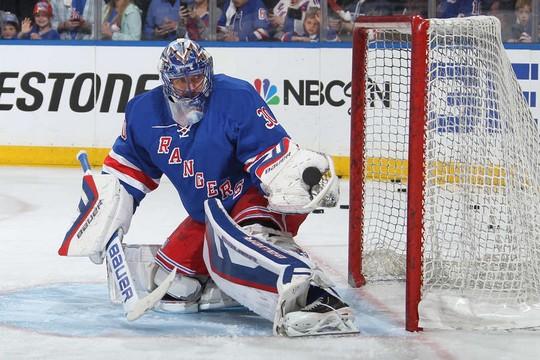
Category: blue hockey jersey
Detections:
[{"x1": 103, "y1": 74, "x2": 289, "y2": 222}]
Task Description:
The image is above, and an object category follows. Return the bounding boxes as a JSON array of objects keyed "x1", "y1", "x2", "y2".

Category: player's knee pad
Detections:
[{"x1": 154, "y1": 267, "x2": 203, "y2": 302}]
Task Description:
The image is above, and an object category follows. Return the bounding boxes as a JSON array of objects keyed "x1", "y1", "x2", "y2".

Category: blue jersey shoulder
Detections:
[
  {"x1": 125, "y1": 86, "x2": 173, "y2": 127},
  {"x1": 210, "y1": 74, "x2": 263, "y2": 112}
]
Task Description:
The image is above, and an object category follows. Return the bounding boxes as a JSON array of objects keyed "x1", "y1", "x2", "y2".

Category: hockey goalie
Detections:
[{"x1": 58, "y1": 38, "x2": 357, "y2": 337}]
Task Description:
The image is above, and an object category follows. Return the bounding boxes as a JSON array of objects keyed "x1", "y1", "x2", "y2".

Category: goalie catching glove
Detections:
[{"x1": 249, "y1": 138, "x2": 339, "y2": 213}]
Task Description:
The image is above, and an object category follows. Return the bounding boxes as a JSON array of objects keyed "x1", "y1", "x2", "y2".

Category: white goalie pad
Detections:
[
  {"x1": 203, "y1": 198, "x2": 314, "y2": 320},
  {"x1": 204, "y1": 198, "x2": 357, "y2": 336},
  {"x1": 108, "y1": 244, "x2": 239, "y2": 313},
  {"x1": 204, "y1": 199, "x2": 340, "y2": 327},
  {"x1": 58, "y1": 173, "x2": 133, "y2": 257},
  {"x1": 108, "y1": 244, "x2": 159, "y2": 305},
  {"x1": 249, "y1": 138, "x2": 339, "y2": 213}
]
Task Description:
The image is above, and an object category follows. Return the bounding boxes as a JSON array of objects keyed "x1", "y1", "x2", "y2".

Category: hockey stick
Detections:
[{"x1": 76, "y1": 150, "x2": 176, "y2": 321}]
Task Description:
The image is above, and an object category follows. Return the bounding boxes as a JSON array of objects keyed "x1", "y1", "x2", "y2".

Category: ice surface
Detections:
[{"x1": 0, "y1": 167, "x2": 538, "y2": 359}]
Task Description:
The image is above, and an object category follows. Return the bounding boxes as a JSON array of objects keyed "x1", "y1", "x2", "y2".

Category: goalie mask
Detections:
[{"x1": 158, "y1": 38, "x2": 214, "y2": 127}]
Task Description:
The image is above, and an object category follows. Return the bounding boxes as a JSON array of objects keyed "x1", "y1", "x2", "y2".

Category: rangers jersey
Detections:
[{"x1": 103, "y1": 74, "x2": 289, "y2": 222}]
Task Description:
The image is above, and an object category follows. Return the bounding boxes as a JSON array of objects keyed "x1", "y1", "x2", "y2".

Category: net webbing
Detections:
[{"x1": 360, "y1": 17, "x2": 540, "y2": 309}]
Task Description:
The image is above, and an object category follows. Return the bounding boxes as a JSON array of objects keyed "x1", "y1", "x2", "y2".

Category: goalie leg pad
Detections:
[
  {"x1": 108, "y1": 244, "x2": 160, "y2": 304},
  {"x1": 204, "y1": 198, "x2": 357, "y2": 336},
  {"x1": 204, "y1": 198, "x2": 321, "y2": 321}
]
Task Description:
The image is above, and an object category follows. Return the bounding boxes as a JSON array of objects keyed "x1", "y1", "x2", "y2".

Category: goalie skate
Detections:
[
  {"x1": 276, "y1": 293, "x2": 358, "y2": 337},
  {"x1": 153, "y1": 279, "x2": 241, "y2": 314},
  {"x1": 198, "y1": 279, "x2": 241, "y2": 311}
]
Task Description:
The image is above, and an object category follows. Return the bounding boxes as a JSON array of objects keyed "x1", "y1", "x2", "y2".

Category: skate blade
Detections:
[
  {"x1": 285, "y1": 329, "x2": 360, "y2": 338},
  {"x1": 154, "y1": 300, "x2": 199, "y2": 314}
]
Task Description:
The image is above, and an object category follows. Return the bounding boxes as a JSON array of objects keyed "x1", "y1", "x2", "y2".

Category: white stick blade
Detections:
[{"x1": 126, "y1": 267, "x2": 176, "y2": 321}]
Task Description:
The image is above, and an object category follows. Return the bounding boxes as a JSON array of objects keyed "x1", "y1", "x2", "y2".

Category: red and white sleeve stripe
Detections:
[{"x1": 103, "y1": 149, "x2": 160, "y2": 193}]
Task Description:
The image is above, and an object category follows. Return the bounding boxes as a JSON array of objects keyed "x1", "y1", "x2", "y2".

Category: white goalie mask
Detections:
[{"x1": 158, "y1": 38, "x2": 213, "y2": 127}]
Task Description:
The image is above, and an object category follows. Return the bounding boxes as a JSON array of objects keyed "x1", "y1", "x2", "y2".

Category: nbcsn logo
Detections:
[{"x1": 253, "y1": 79, "x2": 280, "y2": 105}]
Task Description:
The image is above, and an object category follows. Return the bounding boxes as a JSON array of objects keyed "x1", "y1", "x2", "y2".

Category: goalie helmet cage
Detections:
[{"x1": 348, "y1": 15, "x2": 540, "y2": 332}]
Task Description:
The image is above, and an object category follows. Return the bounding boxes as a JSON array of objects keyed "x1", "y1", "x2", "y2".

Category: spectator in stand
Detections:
[
  {"x1": 276, "y1": 0, "x2": 320, "y2": 40},
  {"x1": 1, "y1": 11, "x2": 19, "y2": 39},
  {"x1": 483, "y1": 0, "x2": 514, "y2": 41},
  {"x1": 132, "y1": 0, "x2": 151, "y2": 24},
  {"x1": 324, "y1": 0, "x2": 423, "y2": 42},
  {"x1": 143, "y1": 0, "x2": 180, "y2": 40},
  {"x1": 0, "y1": 0, "x2": 17, "y2": 15},
  {"x1": 0, "y1": 0, "x2": 39, "y2": 21},
  {"x1": 326, "y1": 0, "x2": 360, "y2": 42},
  {"x1": 50, "y1": 0, "x2": 94, "y2": 40},
  {"x1": 217, "y1": 0, "x2": 270, "y2": 41},
  {"x1": 281, "y1": 6, "x2": 339, "y2": 42},
  {"x1": 18, "y1": 1, "x2": 60, "y2": 40},
  {"x1": 18, "y1": 0, "x2": 39, "y2": 20},
  {"x1": 324, "y1": 0, "x2": 400, "y2": 42},
  {"x1": 400, "y1": 0, "x2": 427, "y2": 16},
  {"x1": 266, "y1": 0, "x2": 291, "y2": 41},
  {"x1": 102, "y1": 0, "x2": 142, "y2": 40},
  {"x1": 267, "y1": 9, "x2": 284, "y2": 40},
  {"x1": 508, "y1": 0, "x2": 532, "y2": 42},
  {"x1": 177, "y1": 0, "x2": 218, "y2": 40},
  {"x1": 437, "y1": 0, "x2": 481, "y2": 18}
]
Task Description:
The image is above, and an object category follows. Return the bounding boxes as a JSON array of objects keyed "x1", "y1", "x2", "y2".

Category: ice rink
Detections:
[{"x1": 1, "y1": 166, "x2": 538, "y2": 359}]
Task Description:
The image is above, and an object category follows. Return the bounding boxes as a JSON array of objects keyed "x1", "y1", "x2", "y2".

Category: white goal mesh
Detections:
[{"x1": 355, "y1": 16, "x2": 540, "y2": 329}]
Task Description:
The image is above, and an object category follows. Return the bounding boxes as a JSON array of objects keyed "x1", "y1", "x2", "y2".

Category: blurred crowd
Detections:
[{"x1": 0, "y1": 0, "x2": 538, "y2": 42}]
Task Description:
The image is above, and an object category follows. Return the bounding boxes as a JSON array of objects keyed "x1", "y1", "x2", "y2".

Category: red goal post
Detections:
[{"x1": 349, "y1": 15, "x2": 540, "y2": 332}]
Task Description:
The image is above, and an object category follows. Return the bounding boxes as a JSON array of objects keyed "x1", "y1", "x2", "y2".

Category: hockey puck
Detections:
[
  {"x1": 302, "y1": 167, "x2": 322, "y2": 186},
  {"x1": 340, "y1": 205, "x2": 350, "y2": 209},
  {"x1": 397, "y1": 188, "x2": 407, "y2": 193},
  {"x1": 312, "y1": 209, "x2": 325, "y2": 214}
]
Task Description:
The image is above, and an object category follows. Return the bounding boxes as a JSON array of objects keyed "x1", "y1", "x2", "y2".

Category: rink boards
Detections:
[{"x1": 0, "y1": 43, "x2": 539, "y2": 177}]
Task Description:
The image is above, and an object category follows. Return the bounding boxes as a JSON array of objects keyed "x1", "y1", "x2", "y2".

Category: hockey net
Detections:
[{"x1": 349, "y1": 15, "x2": 540, "y2": 331}]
